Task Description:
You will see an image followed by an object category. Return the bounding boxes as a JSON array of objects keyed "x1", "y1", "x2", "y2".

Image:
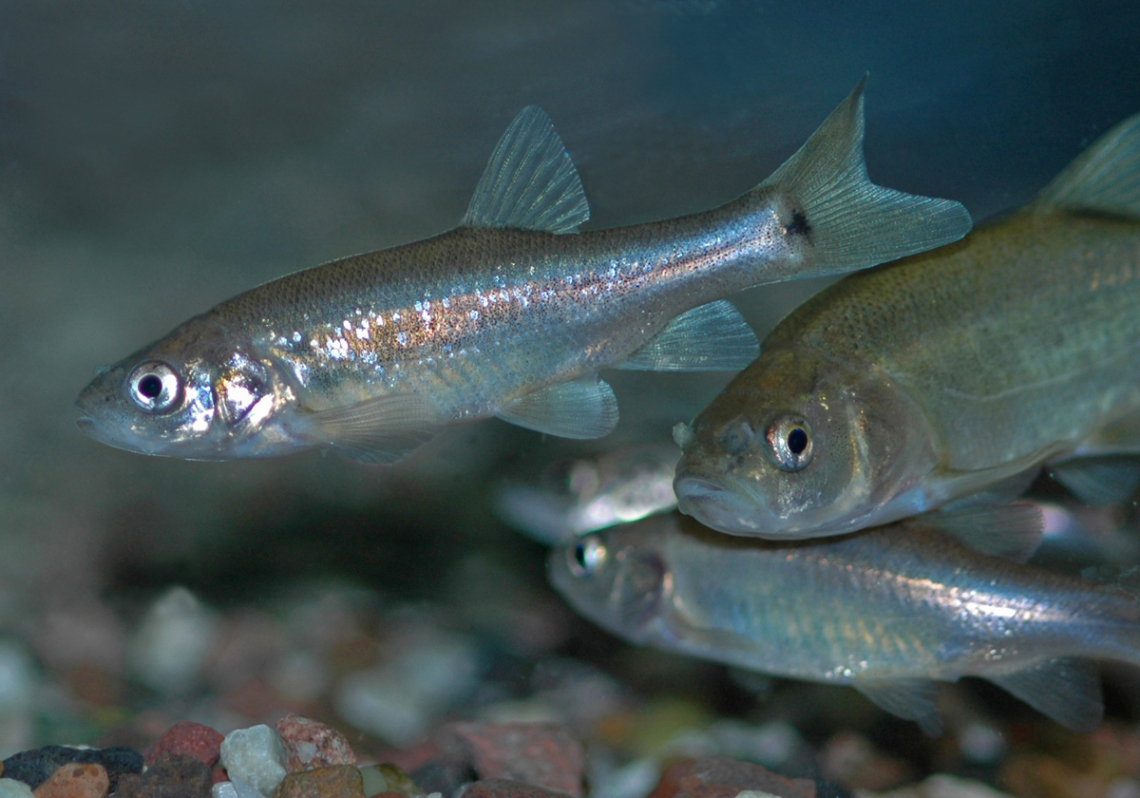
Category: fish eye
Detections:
[
  {"x1": 568, "y1": 537, "x2": 606, "y2": 578},
  {"x1": 127, "y1": 361, "x2": 183, "y2": 414},
  {"x1": 766, "y1": 414, "x2": 813, "y2": 471}
]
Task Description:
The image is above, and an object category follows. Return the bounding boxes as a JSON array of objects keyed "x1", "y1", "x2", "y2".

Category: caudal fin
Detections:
[{"x1": 757, "y1": 76, "x2": 972, "y2": 279}]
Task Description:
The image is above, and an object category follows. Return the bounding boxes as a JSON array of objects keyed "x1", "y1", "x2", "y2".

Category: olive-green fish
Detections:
[
  {"x1": 549, "y1": 507, "x2": 1140, "y2": 734},
  {"x1": 675, "y1": 107, "x2": 1140, "y2": 537},
  {"x1": 76, "y1": 80, "x2": 970, "y2": 464}
]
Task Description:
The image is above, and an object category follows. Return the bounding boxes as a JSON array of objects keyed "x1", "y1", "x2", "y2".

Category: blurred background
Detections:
[{"x1": 2, "y1": 1, "x2": 1140, "y2": 794}]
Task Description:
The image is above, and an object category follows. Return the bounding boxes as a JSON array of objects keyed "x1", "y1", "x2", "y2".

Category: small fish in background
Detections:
[
  {"x1": 675, "y1": 105, "x2": 1140, "y2": 539},
  {"x1": 549, "y1": 506, "x2": 1140, "y2": 735},
  {"x1": 76, "y1": 78, "x2": 971, "y2": 464},
  {"x1": 495, "y1": 441, "x2": 679, "y2": 545}
]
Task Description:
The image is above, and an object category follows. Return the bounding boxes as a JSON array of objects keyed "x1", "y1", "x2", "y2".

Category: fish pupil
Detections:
[
  {"x1": 138, "y1": 374, "x2": 163, "y2": 399},
  {"x1": 574, "y1": 543, "x2": 588, "y2": 570},
  {"x1": 787, "y1": 427, "x2": 808, "y2": 455}
]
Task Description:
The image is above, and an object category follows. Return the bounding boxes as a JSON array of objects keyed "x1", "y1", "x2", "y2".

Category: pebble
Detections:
[
  {"x1": 146, "y1": 722, "x2": 225, "y2": 768},
  {"x1": 357, "y1": 764, "x2": 421, "y2": 797},
  {"x1": 458, "y1": 779, "x2": 575, "y2": 798},
  {"x1": 274, "y1": 765, "x2": 364, "y2": 798},
  {"x1": 274, "y1": 715, "x2": 356, "y2": 773},
  {"x1": 211, "y1": 778, "x2": 262, "y2": 798},
  {"x1": 112, "y1": 754, "x2": 212, "y2": 798},
  {"x1": 2, "y1": 746, "x2": 142, "y2": 791},
  {"x1": 440, "y1": 723, "x2": 583, "y2": 798},
  {"x1": 30, "y1": 762, "x2": 108, "y2": 798},
  {"x1": 128, "y1": 588, "x2": 216, "y2": 695},
  {"x1": 647, "y1": 758, "x2": 816, "y2": 798},
  {"x1": 0, "y1": 779, "x2": 33, "y2": 798},
  {"x1": 219, "y1": 726, "x2": 288, "y2": 798}
]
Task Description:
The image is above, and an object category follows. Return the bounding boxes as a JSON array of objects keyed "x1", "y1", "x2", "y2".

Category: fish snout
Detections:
[{"x1": 674, "y1": 469, "x2": 773, "y2": 537}]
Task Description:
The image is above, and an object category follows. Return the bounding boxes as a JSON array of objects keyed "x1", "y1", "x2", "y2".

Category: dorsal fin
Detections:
[
  {"x1": 462, "y1": 106, "x2": 590, "y2": 233},
  {"x1": 1034, "y1": 111, "x2": 1140, "y2": 218}
]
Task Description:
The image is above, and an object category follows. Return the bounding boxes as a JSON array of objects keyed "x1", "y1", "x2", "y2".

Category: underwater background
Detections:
[{"x1": 3, "y1": 1, "x2": 1140, "y2": 795}]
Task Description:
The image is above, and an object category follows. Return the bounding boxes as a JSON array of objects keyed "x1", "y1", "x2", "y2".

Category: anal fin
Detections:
[
  {"x1": 312, "y1": 393, "x2": 445, "y2": 465},
  {"x1": 852, "y1": 678, "x2": 943, "y2": 736},
  {"x1": 497, "y1": 377, "x2": 618, "y2": 439},
  {"x1": 617, "y1": 300, "x2": 760, "y2": 372},
  {"x1": 989, "y1": 658, "x2": 1103, "y2": 733}
]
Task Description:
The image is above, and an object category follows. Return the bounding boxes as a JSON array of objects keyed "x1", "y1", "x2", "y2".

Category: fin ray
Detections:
[
  {"x1": 312, "y1": 393, "x2": 445, "y2": 465},
  {"x1": 497, "y1": 377, "x2": 618, "y2": 439},
  {"x1": 921, "y1": 503, "x2": 1044, "y2": 563},
  {"x1": 463, "y1": 106, "x2": 590, "y2": 234},
  {"x1": 853, "y1": 679, "x2": 943, "y2": 736},
  {"x1": 1034, "y1": 112, "x2": 1140, "y2": 217},
  {"x1": 989, "y1": 658, "x2": 1103, "y2": 733},
  {"x1": 618, "y1": 300, "x2": 760, "y2": 372},
  {"x1": 755, "y1": 75, "x2": 973, "y2": 280}
]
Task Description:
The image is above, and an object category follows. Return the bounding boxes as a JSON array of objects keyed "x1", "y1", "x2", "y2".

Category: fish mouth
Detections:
[{"x1": 673, "y1": 469, "x2": 775, "y2": 537}]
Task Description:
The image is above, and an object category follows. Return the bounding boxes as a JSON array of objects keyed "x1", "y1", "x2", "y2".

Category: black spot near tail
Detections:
[{"x1": 785, "y1": 209, "x2": 812, "y2": 238}]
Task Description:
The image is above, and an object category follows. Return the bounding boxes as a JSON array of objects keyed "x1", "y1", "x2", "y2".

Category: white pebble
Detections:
[
  {"x1": 0, "y1": 779, "x2": 33, "y2": 798},
  {"x1": 220, "y1": 725, "x2": 288, "y2": 798},
  {"x1": 128, "y1": 587, "x2": 216, "y2": 694},
  {"x1": 212, "y1": 778, "x2": 263, "y2": 798}
]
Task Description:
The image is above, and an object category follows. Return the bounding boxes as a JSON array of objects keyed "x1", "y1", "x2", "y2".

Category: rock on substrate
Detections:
[
  {"x1": 274, "y1": 715, "x2": 357, "y2": 773},
  {"x1": 146, "y1": 722, "x2": 225, "y2": 769},
  {"x1": 1, "y1": 746, "x2": 142, "y2": 792},
  {"x1": 29, "y1": 762, "x2": 108, "y2": 798},
  {"x1": 648, "y1": 758, "x2": 817, "y2": 798},
  {"x1": 458, "y1": 779, "x2": 576, "y2": 798},
  {"x1": 274, "y1": 765, "x2": 364, "y2": 798},
  {"x1": 114, "y1": 753, "x2": 213, "y2": 798},
  {"x1": 219, "y1": 726, "x2": 287, "y2": 798},
  {"x1": 0, "y1": 779, "x2": 33, "y2": 798},
  {"x1": 440, "y1": 723, "x2": 583, "y2": 798}
]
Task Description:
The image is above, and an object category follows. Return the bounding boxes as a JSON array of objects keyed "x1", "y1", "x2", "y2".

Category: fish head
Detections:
[
  {"x1": 76, "y1": 314, "x2": 297, "y2": 459},
  {"x1": 548, "y1": 521, "x2": 671, "y2": 642},
  {"x1": 673, "y1": 347, "x2": 940, "y2": 538}
]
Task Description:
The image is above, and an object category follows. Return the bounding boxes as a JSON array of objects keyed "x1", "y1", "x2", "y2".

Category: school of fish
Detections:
[{"x1": 76, "y1": 79, "x2": 1140, "y2": 734}]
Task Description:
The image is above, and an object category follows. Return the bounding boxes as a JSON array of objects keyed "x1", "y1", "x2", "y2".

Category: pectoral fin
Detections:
[
  {"x1": 988, "y1": 658, "x2": 1103, "y2": 733},
  {"x1": 463, "y1": 106, "x2": 590, "y2": 234},
  {"x1": 1050, "y1": 458, "x2": 1140, "y2": 505},
  {"x1": 920, "y1": 503, "x2": 1044, "y2": 563},
  {"x1": 311, "y1": 393, "x2": 446, "y2": 465},
  {"x1": 852, "y1": 679, "x2": 943, "y2": 736},
  {"x1": 617, "y1": 300, "x2": 760, "y2": 372},
  {"x1": 497, "y1": 377, "x2": 619, "y2": 439}
]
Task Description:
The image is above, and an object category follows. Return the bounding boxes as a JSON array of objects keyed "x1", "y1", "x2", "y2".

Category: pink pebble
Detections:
[{"x1": 276, "y1": 713, "x2": 358, "y2": 773}]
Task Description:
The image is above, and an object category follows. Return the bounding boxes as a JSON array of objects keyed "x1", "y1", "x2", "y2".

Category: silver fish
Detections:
[
  {"x1": 77, "y1": 79, "x2": 970, "y2": 464},
  {"x1": 549, "y1": 507, "x2": 1140, "y2": 734},
  {"x1": 674, "y1": 105, "x2": 1140, "y2": 538},
  {"x1": 494, "y1": 441, "x2": 680, "y2": 544}
]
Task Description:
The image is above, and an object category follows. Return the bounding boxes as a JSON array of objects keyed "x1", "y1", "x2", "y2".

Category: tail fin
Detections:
[{"x1": 758, "y1": 76, "x2": 972, "y2": 279}]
